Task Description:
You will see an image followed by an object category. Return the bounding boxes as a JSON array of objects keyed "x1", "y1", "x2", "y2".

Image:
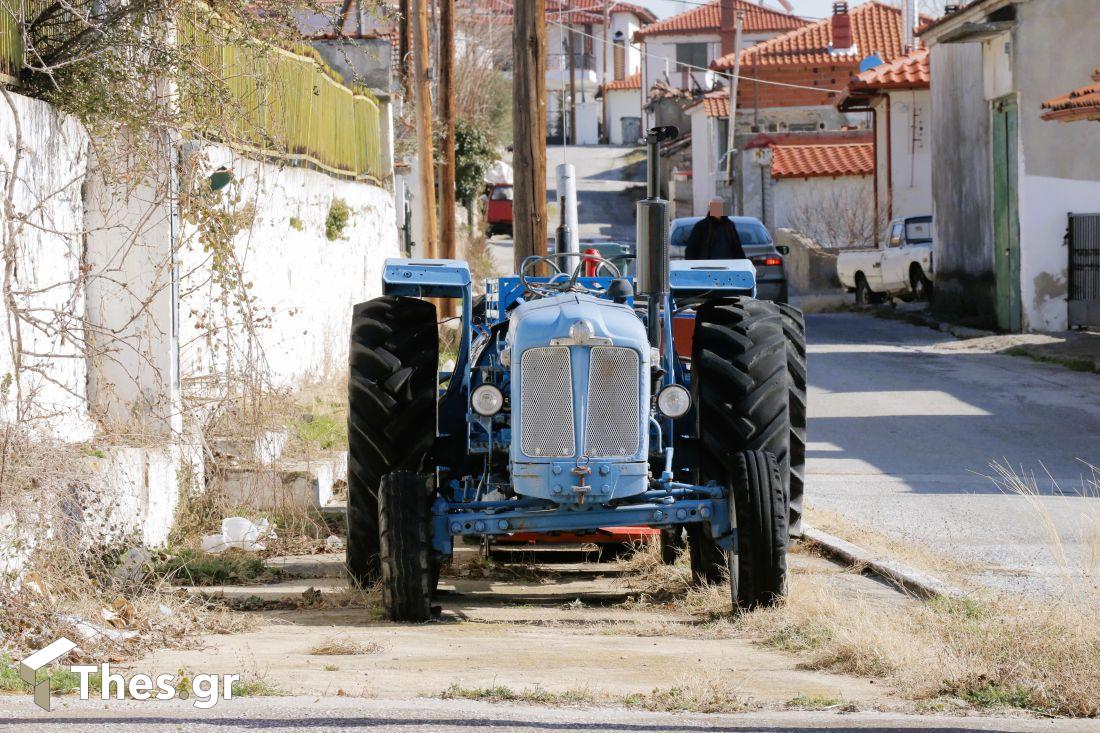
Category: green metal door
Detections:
[{"x1": 992, "y1": 96, "x2": 1021, "y2": 332}]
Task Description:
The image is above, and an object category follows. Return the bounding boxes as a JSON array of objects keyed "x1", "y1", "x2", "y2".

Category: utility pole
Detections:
[
  {"x1": 723, "y1": 11, "x2": 744, "y2": 204},
  {"x1": 567, "y1": 4, "x2": 577, "y2": 145},
  {"x1": 398, "y1": 0, "x2": 411, "y2": 100},
  {"x1": 412, "y1": 0, "x2": 437, "y2": 257},
  {"x1": 440, "y1": 0, "x2": 457, "y2": 263},
  {"x1": 512, "y1": 0, "x2": 548, "y2": 274},
  {"x1": 601, "y1": 1, "x2": 609, "y2": 142}
]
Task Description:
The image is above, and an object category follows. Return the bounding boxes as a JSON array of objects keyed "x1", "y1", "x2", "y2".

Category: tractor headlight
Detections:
[
  {"x1": 656, "y1": 385, "x2": 691, "y2": 419},
  {"x1": 471, "y1": 384, "x2": 504, "y2": 416}
]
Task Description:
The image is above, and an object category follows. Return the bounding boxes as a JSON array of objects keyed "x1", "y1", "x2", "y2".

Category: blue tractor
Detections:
[{"x1": 346, "y1": 127, "x2": 806, "y2": 621}]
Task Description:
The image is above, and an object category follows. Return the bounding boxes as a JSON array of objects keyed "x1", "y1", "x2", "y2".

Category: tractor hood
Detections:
[{"x1": 506, "y1": 293, "x2": 651, "y2": 504}]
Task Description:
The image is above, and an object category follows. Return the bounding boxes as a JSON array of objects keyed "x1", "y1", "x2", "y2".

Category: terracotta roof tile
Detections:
[
  {"x1": 770, "y1": 142, "x2": 874, "y2": 179},
  {"x1": 714, "y1": 2, "x2": 922, "y2": 70},
  {"x1": 852, "y1": 47, "x2": 930, "y2": 89},
  {"x1": 636, "y1": 0, "x2": 806, "y2": 38},
  {"x1": 602, "y1": 71, "x2": 642, "y2": 92},
  {"x1": 684, "y1": 90, "x2": 730, "y2": 118},
  {"x1": 1041, "y1": 67, "x2": 1100, "y2": 122}
]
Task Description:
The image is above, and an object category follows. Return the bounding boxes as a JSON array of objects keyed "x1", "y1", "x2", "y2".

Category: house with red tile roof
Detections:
[
  {"x1": 735, "y1": 131, "x2": 874, "y2": 236},
  {"x1": 837, "y1": 48, "x2": 931, "y2": 233},
  {"x1": 684, "y1": 2, "x2": 920, "y2": 215},
  {"x1": 596, "y1": 72, "x2": 644, "y2": 144},
  {"x1": 1041, "y1": 68, "x2": 1100, "y2": 123},
  {"x1": 634, "y1": 0, "x2": 806, "y2": 110},
  {"x1": 921, "y1": 0, "x2": 1100, "y2": 332}
]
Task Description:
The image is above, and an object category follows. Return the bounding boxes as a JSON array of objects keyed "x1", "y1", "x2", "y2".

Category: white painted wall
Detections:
[
  {"x1": 0, "y1": 91, "x2": 95, "y2": 441},
  {"x1": 689, "y1": 106, "x2": 717, "y2": 215},
  {"x1": 178, "y1": 145, "x2": 399, "y2": 390},
  {"x1": 1018, "y1": 174, "x2": 1100, "y2": 331},
  {"x1": 884, "y1": 88, "x2": 933, "y2": 223},
  {"x1": 605, "y1": 89, "x2": 642, "y2": 144},
  {"x1": 770, "y1": 174, "x2": 874, "y2": 234},
  {"x1": 641, "y1": 32, "x2": 773, "y2": 95}
]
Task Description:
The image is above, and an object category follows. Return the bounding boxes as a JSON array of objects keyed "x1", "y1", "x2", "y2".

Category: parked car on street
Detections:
[
  {"x1": 486, "y1": 183, "x2": 513, "y2": 237},
  {"x1": 837, "y1": 216, "x2": 934, "y2": 304},
  {"x1": 669, "y1": 216, "x2": 789, "y2": 303}
]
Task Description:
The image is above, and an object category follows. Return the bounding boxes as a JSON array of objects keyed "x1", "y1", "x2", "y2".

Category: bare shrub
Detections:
[{"x1": 784, "y1": 185, "x2": 886, "y2": 250}]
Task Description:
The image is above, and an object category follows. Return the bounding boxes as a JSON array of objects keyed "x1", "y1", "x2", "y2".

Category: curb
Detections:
[{"x1": 802, "y1": 525, "x2": 968, "y2": 601}]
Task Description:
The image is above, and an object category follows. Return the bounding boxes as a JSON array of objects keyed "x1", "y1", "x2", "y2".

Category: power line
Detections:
[{"x1": 548, "y1": 18, "x2": 844, "y2": 94}]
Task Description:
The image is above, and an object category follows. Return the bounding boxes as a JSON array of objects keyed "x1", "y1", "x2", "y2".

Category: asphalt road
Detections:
[
  {"x1": 3, "y1": 696, "x2": 1098, "y2": 732},
  {"x1": 805, "y1": 313, "x2": 1100, "y2": 595},
  {"x1": 489, "y1": 144, "x2": 643, "y2": 274}
]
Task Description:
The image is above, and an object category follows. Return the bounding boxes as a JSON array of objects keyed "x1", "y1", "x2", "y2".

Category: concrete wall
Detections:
[
  {"x1": 178, "y1": 145, "x2": 398, "y2": 390},
  {"x1": 606, "y1": 88, "x2": 642, "y2": 144},
  {"x1": 929, "y1": 41, "x2": 995, "y2": 323},
  {"x1": 770, "y1": 174, "x2": 874, "y2": 235},
  {"x1": 880, "y1": 88, "x2": 933, "y2": 223},
  {"x1": 689, "y1": 106, "x2": 717, "y2": 215},
  {"x1": 312, "y1": 39, "x2": 394, "y2": 92},
  {"x1": 0, "y1": 91, "x2": 95, "y2": 441}
]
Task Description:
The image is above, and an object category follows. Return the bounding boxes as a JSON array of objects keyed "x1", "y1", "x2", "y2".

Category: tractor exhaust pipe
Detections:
[{"x1": 636, "y1": 126, "x2": 678, "y2": 346}]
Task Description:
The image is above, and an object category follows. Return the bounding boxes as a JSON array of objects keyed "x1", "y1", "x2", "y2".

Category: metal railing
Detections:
[{"x1": 1068, "y1": 213, "x2": 1100, "y2": 328}]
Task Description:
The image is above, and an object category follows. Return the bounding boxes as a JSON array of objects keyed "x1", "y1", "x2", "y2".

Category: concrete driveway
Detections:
[{"x1": 805, "y1": 313, "x2": 1100, "y2": 596}]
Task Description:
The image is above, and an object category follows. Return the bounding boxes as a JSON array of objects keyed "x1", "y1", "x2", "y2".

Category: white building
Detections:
[
  {"x1": 837, "y1": 48, "x2": 933, "y2": 236},
  {"x1": 922, "y1": 0, "x2": 1100, "y2": 332},
  {"x1": 634, "y1": 0, "x2": 806, "y2": 135}
]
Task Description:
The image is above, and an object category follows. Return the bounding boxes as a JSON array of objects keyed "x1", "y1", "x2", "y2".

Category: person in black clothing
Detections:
[{"x1": 685, "y1": 198, "x2": 746, "y2": 260}]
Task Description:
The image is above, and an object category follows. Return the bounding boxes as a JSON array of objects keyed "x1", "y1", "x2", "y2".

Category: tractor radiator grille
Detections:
[
  {"x1": 520, "y1": 346, "x2": 575, "y2": 457},
  {"x1": 585, "y1": 347, "x2": 640, "y2": 458}
]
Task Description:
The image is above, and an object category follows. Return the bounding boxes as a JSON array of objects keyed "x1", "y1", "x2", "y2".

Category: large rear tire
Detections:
[
  {"x1": 777, "y1": 302, "x2": 807, "y2": 536},
  {"x1": 689, "y1": 299, "x2": 789, "y2": 584},
  {"x1": 378, "y1": 471, "x2": 434, "y2": 622},
  {"x1": 346, "y1": 296, "x2": 438, "y2": 587},
  {"x1": 728, "y1": 450, "x2": 789, "y2": 609}
]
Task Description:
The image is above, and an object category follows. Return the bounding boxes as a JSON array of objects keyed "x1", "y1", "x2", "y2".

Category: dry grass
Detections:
[
  {"x1": 307, "y1": 636, "x2": 386, "y2": 656},
  {"x1": 463, "y1": 229, "x2": 499, "y2": 290},
  {"x1": 621, "y1": 676, "x2": 757, "y2": 714},
  {"x1": 614, "y1": 537, "x2": 729, "y2": 616},
  {"x1": 745, "y1": 464, "x2": 1100, "y2": 717}
]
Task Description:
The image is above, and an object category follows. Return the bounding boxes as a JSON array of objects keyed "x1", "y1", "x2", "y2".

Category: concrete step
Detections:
[
  {"x1": 209, "y1": 430, "x2": 289, "y2": 464},
  {"x1": 207, "y1": 458, "x2": 337, "y2": 511}
]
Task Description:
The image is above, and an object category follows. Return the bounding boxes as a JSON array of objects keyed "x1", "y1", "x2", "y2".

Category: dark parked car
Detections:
[{"x1": 669, "y1": 215, "x2": 789, "y2": 303}]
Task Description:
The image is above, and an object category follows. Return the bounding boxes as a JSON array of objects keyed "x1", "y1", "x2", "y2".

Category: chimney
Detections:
[
  {"x1": 719, "y1": 0, "x2": 736, "y2": 57},
  {"x1": 944, "y1": 4, "x2": 962, "y2": 14},
  {"x1": 831, "y1": 2, "x2": 853, "y2": 52},
  {"x1": 902, "y1": 0, "x2": 916, "y2": 52}
]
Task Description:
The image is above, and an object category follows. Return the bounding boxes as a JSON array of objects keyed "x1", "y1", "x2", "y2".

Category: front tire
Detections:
[
  {"x1": 347, "y1": 296, "x2": 438, "y2": 587},
  {"x1": 728, "y1": 450, "x2": 789, "y2": 609},
  {"x1": 911, "y1": 266, "x2": 933, "y2": 301},
  {"x1": 690, "y1": 299, "x2": 789, "y2": 584},
  {"x1": 378, "y1": 471, "x2": 434, "y2": 622},
  {"x1": 777, "y1": 303, "x2": 807, "y2": 537}
]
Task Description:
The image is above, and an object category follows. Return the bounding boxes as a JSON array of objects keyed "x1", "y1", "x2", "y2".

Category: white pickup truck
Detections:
[{"x1": 837, "y1": 216, "x2": 934, "y2": 304}]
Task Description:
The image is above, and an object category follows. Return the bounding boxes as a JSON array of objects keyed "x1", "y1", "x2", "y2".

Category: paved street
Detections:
[
  {"x1": 806, "y1": 313, "x2": 1100, "y2": 595},
  {"x1": 488, "y1": 144, "x2": 643, "y2": 274},
  {"x1": 3, "y1": 696, "x2": 1099, "y2": 732}
]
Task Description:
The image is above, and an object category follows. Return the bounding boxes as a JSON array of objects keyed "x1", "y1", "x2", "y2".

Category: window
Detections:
[
  {"x1": 888, "y1": 222, "x2": 903, "y2": 248},
  {"x1": 675, "y1": 43, "x2": 708, "y2": 72},
  {"x1": 905, "y1": 217, "x2": 932, "y2": 244},
  {"x1": 490, "y1": 186, "x2": 513, "y2": 201}
]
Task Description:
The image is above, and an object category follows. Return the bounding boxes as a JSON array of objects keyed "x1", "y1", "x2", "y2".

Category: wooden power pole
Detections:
[
  {"x1": 412, "y1": 0, "x2": 437, "y2": 257},
  {"x1": 512, "y1": 0, "x2": 548, "y2": 273},
  {"x1": 398, "y1": 0, "x2": 411, "y2": 100},
  {"x1": 439, "y1": 0, "x2": 457, "y2": 262}
]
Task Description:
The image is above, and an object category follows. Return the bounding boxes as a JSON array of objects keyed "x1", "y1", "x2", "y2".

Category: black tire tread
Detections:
[
  {"x1": 729, "y1": 450, "x2": 788, "y2": 609},
  {"x1": 776, "y1": 302, "x2": 807, "y2": 536},
  {"x1": 378, "y1": 471, "x2": 433, "y2": 622},
  {"x1": 689, "y1": 298, "x2": 789, "y2": 585},
  {"x1": 347, "y1": 296, "x2": 437, "y2": 587}
]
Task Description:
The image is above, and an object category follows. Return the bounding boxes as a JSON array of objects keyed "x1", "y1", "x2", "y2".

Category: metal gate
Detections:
[{"x1": 1068, "y1": 213, "x2": 1100, "y2": 329}]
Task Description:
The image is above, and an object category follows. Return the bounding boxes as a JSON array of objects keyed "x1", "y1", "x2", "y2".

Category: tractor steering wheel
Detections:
[{"x1": 519, "y1": 253, "x2": 621, "y2": 298}]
